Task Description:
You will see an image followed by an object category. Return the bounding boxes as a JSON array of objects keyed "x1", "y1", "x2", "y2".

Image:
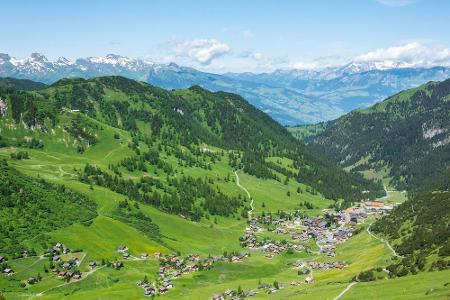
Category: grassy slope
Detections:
[
  {"x1": 0, "y1": 154, "x2": 447, "y2": 299},
  {"x1": 0, "y1": 125, "x2": 446, "y2": 299},
  {"x1": 0, "y1": 77, "x2": 446, "y2": 299}
]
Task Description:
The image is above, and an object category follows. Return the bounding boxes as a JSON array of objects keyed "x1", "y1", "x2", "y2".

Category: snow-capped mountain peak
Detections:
[
  {"x1": 29, "y1": 52, "x2": 48, "y2": 62},
  {"x1": 0, "y1": 53, "x2": 11, "y2": 64},
  {"x1": 55, "y1": 57, "x2": 71, "y2": 66}
]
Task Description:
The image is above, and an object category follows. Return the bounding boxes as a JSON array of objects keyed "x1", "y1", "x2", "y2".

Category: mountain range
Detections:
[{"x1": 1, "y1": 52, "x2": 450, "y2": 124}]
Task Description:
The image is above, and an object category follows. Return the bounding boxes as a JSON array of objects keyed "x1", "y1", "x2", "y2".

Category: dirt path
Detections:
[
  {"x1": 367, "y1": 224, "x2": 404, "y2": 258},
  {"x1": 234, "y1": 170, "x2": 253, "y2": 220},
  {"x1": 101, "y1": 140, "x2": 128, "y2": 162},
  {"x1": 33, "y1": 265, "x2": 107, "y2": 298},
  {"x1": 333, "y1": 282, "x2": 357, "y2": 300}
]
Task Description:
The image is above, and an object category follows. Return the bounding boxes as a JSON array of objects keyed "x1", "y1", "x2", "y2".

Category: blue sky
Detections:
[{"x1": 1, "y1": 0, "x2": 449, "y2": 72}]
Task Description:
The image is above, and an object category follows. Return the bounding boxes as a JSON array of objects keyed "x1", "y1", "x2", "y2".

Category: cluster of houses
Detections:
[
  {"x1": 239, "y1": 217, "x2": 306, "y2": 258},
  {"x1": 50, "y1": 255, "x2": 82, "y2": 280},
  {"x1": 135, "y1": 252, "x2": 250, "y2": 297},
  {"x1": 210, "y1": 275, "x2": 319, "y2": 300},
  {"x1": 117, "y1": 245, "x2": 149, "y2": 261},
  {"x1": 136, "y1": 278, "x2": 173, "y2": 296},
  {"x1": 211, "y1": 288, "x2": 258, "y2": 300},
  {"x1": 305, "y1": 260, "x2": 347, "y2": 270},
  {"x1": 45, "y1": 242, "x2": 90, "y2": 281},
  {"x1": 158, "y1": 252, "x2": 250, "y2": 279},
  {"x1": 45, "y1": 242, "x2": 73, "y2": 263}
]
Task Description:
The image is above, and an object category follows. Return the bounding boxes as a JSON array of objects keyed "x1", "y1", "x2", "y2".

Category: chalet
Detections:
[
  {"x1": 141, "y1": 253, "x2": 148, "y2": 259},
  {"x1": 224, "y1": 289, "x2": 233, "y2": 296},
  {"x1": 319, "y1": 221, "x2": 329, "y2": 228},
  {"x1": 123, "y1": 253, "x2": 130, "y2": 259},
  {"x1": 172, "y1": 271, "x2": 181, "y2": 278},
  {"x1": 58, "y1": 271, "x2": 66, "y2": 277},
  {"x1": 0, "y1": 256, "x2": 5, "y2": 263},
  {"x1": 117, "y1": 245, "x2": 128, "y2": 252},
  {"x1": 73, "y1": 274, "x2": 81, "y2": 280},
  {"x1": 290, "y1": 280, "x2": 300, "y2": 286},
  {"x1": 144, "y1": 287, "x2": 155, "y2": 296},
  {"x1": 136, "y1": 281, "x2": 145, "y2": 286},
  {"x1": 246, "y1": 291, "x2": 257, "y2": 297},
  {"x1": 68, "y1": 257, "x2": 78, "y2": 264},
  {"x1": 47, "y1": 249, "x2": 57, "y2": 255},
  {"x1": 190, "y1": 264, "x2": 199, "y2": 271},
  {"x1": 63, "y1": 262, "x2": 71, "y2": 269},
  {"x1": 159, "y1": 287, "x2": 169, "y2": 294},
  {"x1": 349, "y1": 214, "x2": 358, "y2": 223},
  {"x1": 212, "y1": 293, "x2": 224, "y2": 300},
  {"x1": 162, "y1": 280, "x2": 173, "y2": 289},
  {"x1": 62, "y1": 247, "x2": 71, "y2": 254},
  {"x1": 3, "y1": 268, "x2": 14, "y2": 276},
  {"x1": 55, "y1": 242, "x2": 62, "y2": 249},
  {"x1": 175, "y1": 260, "x2": 184, "y2": 267},
  {"x1": 27, "y1": 277, "x2": 38, "y2": 284},
  {"x1": 231, "y1": 256, "x2": 241, "y2": 263},
  {"x1": 292, "y1": 260, "x2": 304, "y2": 268},
  {"x1": 89, "y1": 261, "x2": 96, "y2": 269},
  {"x1": 52, "y1": 255, "x2": 61, "y2": 262},
  {"x1": 112, "y1": 261, "x2": 123, "y2": 269},
  {"x1": 305, "y1": 277, "x2": 314, "y2": 284},
  {"x1": 188, "y1": 254, "x2": 200, "y2": 261}
]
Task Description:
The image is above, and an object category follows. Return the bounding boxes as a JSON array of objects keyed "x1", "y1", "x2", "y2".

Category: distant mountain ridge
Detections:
[
  {"x1": 302, "y1": 78, "x2": 450, "y2": 192},
  {"x1": 1, "y1": 52, "x2": 450, "y2": 124}
]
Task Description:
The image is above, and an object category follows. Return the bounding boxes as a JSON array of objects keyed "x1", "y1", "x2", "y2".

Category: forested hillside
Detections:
[
  {"x1": 0, "y1": 160, "x2": 97, "y2": 257},
  {"x1": 373, "y1": 189, "x2": 450, "y2": 258},
  {"x1": 0, "y1": 77, "x2": 47, "y2": 91},
  {"x1": 0, "y1": 76, "x2": 383, "y2": 206},
  {"x1": 305, "y1": 78, "x2": 450, "y2": 192}
]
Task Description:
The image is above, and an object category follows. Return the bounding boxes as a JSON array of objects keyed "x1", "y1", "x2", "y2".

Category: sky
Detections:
[{"x1": 1, "y1": 0, "x2": 450, "y2": 73}]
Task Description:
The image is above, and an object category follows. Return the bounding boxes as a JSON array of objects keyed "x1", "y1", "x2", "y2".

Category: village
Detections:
[
  {"x1": 0, "y1": 198, "x2": 395, "y2": 299},
  {"x1": 207, "y1": 200, "x2": 394, "y2": 299},
  {"x1": 240, "y1": 199, "x2": 393, "y2": 259},
  {"x1": 135, "y1": 251, "x2": 251, "y2": 297}
]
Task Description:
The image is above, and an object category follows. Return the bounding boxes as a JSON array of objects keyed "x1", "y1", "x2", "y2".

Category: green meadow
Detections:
[{"x1": 0, "y1": 77, "x2": 448, "y2": 299}]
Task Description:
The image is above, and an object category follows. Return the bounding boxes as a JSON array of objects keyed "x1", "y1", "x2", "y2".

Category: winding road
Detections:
[
  {"x1": 234, "y1": 170, "x2": 253, "y2": 220},
  {"x1": 333, "y1": 282, "x2": 357, "y2": 300}
]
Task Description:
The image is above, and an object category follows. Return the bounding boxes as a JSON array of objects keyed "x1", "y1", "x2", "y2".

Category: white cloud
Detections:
[
  {"x1": 354, "y1": 42, "x2": 450, "y2": 67},
  {"x1": 242, "y1": 30, "x2": 255, "y2": 38},
  {"x1": 238, "y1": 50, "x2": 264, "y2": 61},
  {"x1": 376, "y1": 0, "x2": 415, "y2": 7},
  {"x1": 171, "y1": 38, "x2": 231, "y2": 65},
  {"x1": 289, "y1": 61, "x2": 321, "y2": 70}
]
